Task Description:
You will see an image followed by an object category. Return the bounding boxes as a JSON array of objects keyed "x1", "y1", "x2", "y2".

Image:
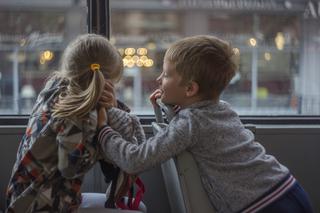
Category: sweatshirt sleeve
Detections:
[
  {"x1": 107, "y1": 107, "x2": 146, "y2": 145},
  {"x1": 98, "y1": 111, "x2": 198, "y2": 174}
]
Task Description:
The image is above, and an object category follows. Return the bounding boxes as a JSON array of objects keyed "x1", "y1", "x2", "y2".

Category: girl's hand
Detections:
[
  {"x1": 99, "y1": 80, "x2": 117, "y2": 109},
  {"x1": 149, "y1": 89, "x2": 162, "y2": 107},
  {"x1": 97, "y1": 106, "x2": 108, "y2": 129}
]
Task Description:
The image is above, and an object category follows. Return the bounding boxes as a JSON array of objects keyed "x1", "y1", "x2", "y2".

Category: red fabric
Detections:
[{"x1": 116, "y1": 177, "x2": 145, "y2": 210}]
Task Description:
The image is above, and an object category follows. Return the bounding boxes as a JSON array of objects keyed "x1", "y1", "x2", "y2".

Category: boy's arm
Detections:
[
  {"x1": 98, "y1": 112, "x2": 198, "y2": 174},
  {"x1": 98, "y1": 106, "x2": 146, "y2": 144}
]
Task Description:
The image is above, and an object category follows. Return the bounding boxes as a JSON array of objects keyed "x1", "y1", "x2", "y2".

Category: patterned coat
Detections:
[{"x1": 6, "y1": 78, "x2": 143, "y2": 213}]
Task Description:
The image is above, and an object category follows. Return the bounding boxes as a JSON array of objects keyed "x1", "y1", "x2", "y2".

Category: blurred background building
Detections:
[{"x1": 0, "y1": 0, "x2": 319, "y2": 115}]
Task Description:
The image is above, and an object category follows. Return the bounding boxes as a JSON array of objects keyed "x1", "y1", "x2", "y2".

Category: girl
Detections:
[{"x1": 6, "y1": 34, "x2": 131, "y2": 212}]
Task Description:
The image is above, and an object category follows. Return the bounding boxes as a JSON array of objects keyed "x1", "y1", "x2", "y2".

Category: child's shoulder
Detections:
[
  {"x1": 219, "y1": 100, "x2": 232, "y2": 107},
  {"x1": 177, "y1": 100, "x2": 238, "y2": 121},
  {"x1": 116, "y1": 100, "x2": 131, "y2": 112},
  {"x1": 181, "y1": 100, "x2": 227, "y2": 113},
  {"x1": 108, "y1": 107, "x2": 140, "y2": 124},
  {"x1": 172, "y1": 107, "x2": 199, "y2": 124}
]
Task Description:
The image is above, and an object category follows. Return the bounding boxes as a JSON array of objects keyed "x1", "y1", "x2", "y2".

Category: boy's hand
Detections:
[
  {"x1": 99, "y1": 80, "x2": 118, "y2": 109},
  {"x1": 97, "y1": 107, "x2": 108, "y2": 129},
  {"x1": 149, "y1": 89, "x2": 162, "y2": 107}
]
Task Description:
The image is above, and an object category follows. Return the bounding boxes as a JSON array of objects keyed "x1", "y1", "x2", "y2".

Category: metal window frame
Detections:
[
  {"x1": 87, "y1": 0, "x2": 110, "y2": 38},
  {"x1": 1, "y1": 115, "x2": 320, "y2": 126}
]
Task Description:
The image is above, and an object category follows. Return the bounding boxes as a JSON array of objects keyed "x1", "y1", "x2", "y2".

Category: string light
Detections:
[
  {"x1": 248, "y1": 38, "x2": 257, "y2": 47},
  {"x1": 264, "y1": 52, "x2": 272, "y2": 61},
  {"x1": 122, "y1": 47, "x2": 154, "y2": 68},
  {"x1": 233, "y1": 48, "x2": 240, "y2": 55},
  {"x1": 137, "y1": 48, "x2": 148, "y2": 55},
  {"x1": 275, "y1": 32, "x2": 285, "y2": 50},
  {"x1": 39, "y1": 50, "x2": 54, "y2": 64},
  {"x1": 125, "y1": 48, "x2": 135, "y2": 56},
  {"x1": 118, "y1": 48, "x2": 125, "y2": 56}
]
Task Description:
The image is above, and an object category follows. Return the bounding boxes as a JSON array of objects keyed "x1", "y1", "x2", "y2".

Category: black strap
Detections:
[
  {"x1": 98, "y1": 99, "x2": 130, "y2": 208},
  {"x1": 105, "y1": 168, "x2": 120, "y2": 208},
  {"x1": 99, "y1": 160, "x2": 120, "y2": 208}
]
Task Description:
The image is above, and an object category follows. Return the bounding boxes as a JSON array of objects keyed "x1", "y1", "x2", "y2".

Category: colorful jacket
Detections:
[{"x1": 6, "y1": 78, "x2": 143, "y2": 213}]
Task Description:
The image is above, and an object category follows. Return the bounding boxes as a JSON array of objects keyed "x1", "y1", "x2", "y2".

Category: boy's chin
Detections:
[{"x1": 160, "y1": 97, "x2": 175, "y2": 106}]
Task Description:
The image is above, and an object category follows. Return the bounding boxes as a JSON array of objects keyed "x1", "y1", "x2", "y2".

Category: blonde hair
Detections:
[
  {"x1": 164, "y1": 35, "x2": 238, "y2": 100},
  {"x1": 51, "y1": 34, "x2": 123, "y2": 119}
]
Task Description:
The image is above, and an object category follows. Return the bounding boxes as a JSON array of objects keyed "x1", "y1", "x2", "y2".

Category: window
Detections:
[
  {"x1": 110, "y1": 0, "x2": 320, "y2": 115},
  {"x1": 0, "y1": 0, "x2": 87, "y2": 114},
  {"x1": 1, "y1": 0, "x2": 319, "y2": 116}
]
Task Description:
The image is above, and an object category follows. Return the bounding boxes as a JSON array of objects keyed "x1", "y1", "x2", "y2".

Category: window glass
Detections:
[
  {"x1": 110, "y1": 0, "x2": 320, "y2": 115},
  {"x1": 0, "y1": 0, "x2": 87, "y2": 114},
  {"x1": 1, "y1": 0, "x2": 319, "y2": 116}
]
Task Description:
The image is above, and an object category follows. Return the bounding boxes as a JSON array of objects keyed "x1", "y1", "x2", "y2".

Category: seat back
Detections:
[
  {"x1": 78, "y1": 208, "x2": 142, "y2": 213},
  {"x1": 79, "y1": 193, "x2": 146, "y2": 213},
  {"x1": 176, "y1": 151, "x2": 215, "y2": 213},
  {"x1": 152, "y1": 122, "x2": 215, "y2": 213},
  {"x1": 152, "y1": 100, "x2": 215, "y2": 213}
]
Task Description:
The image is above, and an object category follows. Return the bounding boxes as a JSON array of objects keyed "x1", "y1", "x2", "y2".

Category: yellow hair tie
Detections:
[{"x1": 90, "y1": 63, "x2": 100, "y2": 72}]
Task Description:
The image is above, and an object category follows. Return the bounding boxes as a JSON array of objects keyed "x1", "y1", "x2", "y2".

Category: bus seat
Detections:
[
  {"x1": 152, "y1": 122, "x2": 215, "y2": 213},
  {"x1": 79, "y1": 208, "x2": 142, "y2": 213},
  {"x1": 152, "y1": 100, "x2": 215, "y2": 213},
  {"x1": 79, "y1": 193, "x2": 146, "y2": 213}
]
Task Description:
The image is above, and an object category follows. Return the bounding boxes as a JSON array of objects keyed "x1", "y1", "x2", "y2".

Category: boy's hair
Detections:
[
  {"x1": 164, "y1": 35, "x2": 238, "y2": 99},
  {"x1": 52, "y1": 34, "x2": 123, "y2": 118}
]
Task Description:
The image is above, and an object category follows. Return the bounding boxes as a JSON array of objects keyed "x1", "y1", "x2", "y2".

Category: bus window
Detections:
[
  {"x1": 0, "y1": 0, "x2": 87, "y2": 114},
  {"x1": 110, "y1": 0, "x2": 320, "y2": 115},
  {"x1": 1, "y1": 0, "x2": 319, "y2": 116}
]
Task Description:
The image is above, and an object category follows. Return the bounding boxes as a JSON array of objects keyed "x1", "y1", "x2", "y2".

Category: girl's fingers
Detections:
[
  {"x1": 99, "y1": 91, "x2": 116, "y2": 108},
  {"x1": 100, "y1": 92, "x2": 113, "y2": 100},
  {"x1": 99, "y1": 80, "x2": 117, "y2": 108},
  {"x1": 99, "y1": 98, "x2": 114, "y2": 108},
  {"x1": 104, "y1": 80, "x2": 115, "y2": 91},
  {"x1": 99, "y1": 103, "x2": 113, "y2": 109}
]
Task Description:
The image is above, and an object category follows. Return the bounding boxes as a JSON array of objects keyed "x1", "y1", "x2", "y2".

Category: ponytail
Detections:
[
  {"x1": 52, "y1": 69, "x2": 105, "y2": 119},
  {"x1": 51, "y1": 34, "x2": 123, "y2": 119}
]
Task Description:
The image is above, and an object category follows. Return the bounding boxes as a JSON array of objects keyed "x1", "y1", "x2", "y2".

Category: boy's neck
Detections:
[{"x1": 179, "y1": 96, "x2": 219, "y2": 108}]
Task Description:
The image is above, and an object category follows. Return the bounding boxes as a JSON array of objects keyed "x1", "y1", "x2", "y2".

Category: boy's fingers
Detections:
[
  {"x1": 149, "y1": 89, "x2": 162, "y2": 106},
  {"x1": 149, "y1": 90, "x2": 161, "y2": 101},
  {"x1": 97, "y1": 107, "x2": 107, "y2": 128}
]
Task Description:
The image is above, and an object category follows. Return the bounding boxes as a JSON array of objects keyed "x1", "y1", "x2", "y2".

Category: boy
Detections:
[{"x1": 97, "y1": 35, "x2": 313, "y2": 212}]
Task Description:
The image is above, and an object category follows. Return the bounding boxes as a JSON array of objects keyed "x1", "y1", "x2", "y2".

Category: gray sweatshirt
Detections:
[{"x1": 98, "y1": 100, "x2": 289, "y2": 212}]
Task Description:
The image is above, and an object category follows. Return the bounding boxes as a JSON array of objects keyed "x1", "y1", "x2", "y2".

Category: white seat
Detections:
[
  {"x1": 152, "y1": 99, "x2": 215, "y2": 213},
  {"x1": 79, "y1": 193, "x2": 146, "y2": 213},
  {"x1": 78, "y1": 208, "x2": 142, "y2": 213},
  {"x1": 152, "y1": 122, "x2": 215, "y2": 213},
  {"x1": 175, "y1": 151, "x2": 215, "y2": 213}
]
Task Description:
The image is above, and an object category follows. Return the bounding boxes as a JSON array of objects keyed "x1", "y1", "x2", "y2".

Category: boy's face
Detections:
[{"x1": 157, "y1": 60, "x2": 188, "y2": 106}]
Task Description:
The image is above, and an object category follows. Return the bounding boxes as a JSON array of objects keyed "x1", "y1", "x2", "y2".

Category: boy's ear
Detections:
[{"x1": 185, "y1": 81, "x2": 199, "y2": 97}]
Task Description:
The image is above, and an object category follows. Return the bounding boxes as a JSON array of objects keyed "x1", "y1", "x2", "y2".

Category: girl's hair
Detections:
[
  {"x1": 51, "y1": 34, "x2": 123, "y2": 119},
  {"x1": 165, "y1": 35, "x2": 238, "y2": 100}
]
